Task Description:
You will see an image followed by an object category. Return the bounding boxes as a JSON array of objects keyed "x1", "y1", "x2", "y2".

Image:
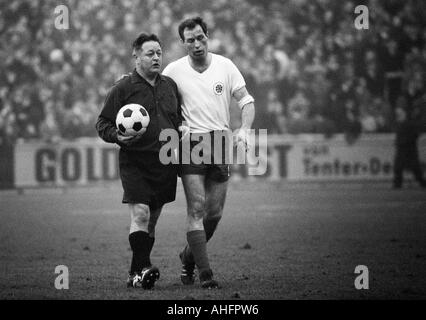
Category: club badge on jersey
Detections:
[{"x1": 213, "y1": 82, "x2": 224, "y2": 95}]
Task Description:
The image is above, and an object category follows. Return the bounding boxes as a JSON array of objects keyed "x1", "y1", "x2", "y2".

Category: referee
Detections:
[{"x1": 96, "y1": 33, "x2": 182, "y2": 289}]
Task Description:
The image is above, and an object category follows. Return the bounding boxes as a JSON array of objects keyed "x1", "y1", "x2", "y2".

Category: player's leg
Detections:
[
  {"x1": 181, "y1": 174, "x2": 218, "y2": 287},
  {"x1": 128, "y1": 203, "x2": 160, "y2": 289},
  {"x1": 180, "y1": 179, "x2": 227, "y2": 284},
  {"x1": 193, "y1": 176, "x2": 228, "y2": 288},
  {"x1": 204, "y1": 178, "x2": 228, "y2": 241},
  {"x1": 180, "y1": 179, "x2": 227, "y2": 261}
]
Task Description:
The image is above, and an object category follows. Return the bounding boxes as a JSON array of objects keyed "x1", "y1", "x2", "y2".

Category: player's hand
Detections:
[
  {"x1": 116, "y1": 72, "x2": 132, "y2": 83},
  {"x1": 117, "y1": 129, "x2": 146, "y2": 146},
  {"x1": 178, "y1": 124, "x2": 190, "y2": 141},
  {"x1": 233, "y1": 128, "x2": 250, "y2": 151}
]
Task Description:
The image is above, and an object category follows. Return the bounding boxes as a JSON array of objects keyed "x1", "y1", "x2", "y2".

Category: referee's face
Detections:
[
  {"x1": 182, "y1": 25, "x2": 208, "y2": 61},
  {"x1": 134, "y1": 41, "x2": 162, "y2": 77}
]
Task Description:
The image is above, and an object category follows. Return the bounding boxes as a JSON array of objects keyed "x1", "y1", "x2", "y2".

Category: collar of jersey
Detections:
[{"x1": 187, "y1": 54, "x2": 214, "y2": 75}]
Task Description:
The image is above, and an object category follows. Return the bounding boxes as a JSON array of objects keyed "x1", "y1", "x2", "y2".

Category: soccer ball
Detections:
[{"x1": 115, "y1": 104, "x2": 150, "y2": 136}]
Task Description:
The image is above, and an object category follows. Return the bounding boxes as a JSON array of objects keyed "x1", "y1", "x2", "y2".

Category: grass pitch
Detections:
[{"x1": 1, "y1": 181, "x2": 425, "y2": 299}]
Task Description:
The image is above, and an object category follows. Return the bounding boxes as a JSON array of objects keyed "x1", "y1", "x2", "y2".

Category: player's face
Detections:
[
  {"x1": 134, "y1": 41, "x2": 162, "y2": 77},
  {"x1": 182, "y1": 25, "x2": 208, "y2": 61}
]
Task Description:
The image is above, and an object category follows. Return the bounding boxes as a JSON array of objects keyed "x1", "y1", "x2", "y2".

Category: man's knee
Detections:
[
  {"x1": 130, "y1": 203, "x2": 150, "y2": 227},
  {"x1": 187, "y1": 195, "x2": 206, "y2": 221},
  {"x1": 186, "y1": 196, "x2": 206, "y2": 231}
]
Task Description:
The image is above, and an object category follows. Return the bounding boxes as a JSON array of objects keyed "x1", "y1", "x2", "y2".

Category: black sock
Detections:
[{"x1": 129, "y1": 231, "x2": 151, "y2": 273}]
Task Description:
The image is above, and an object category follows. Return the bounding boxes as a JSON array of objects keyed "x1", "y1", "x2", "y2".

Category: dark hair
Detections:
[
  {"x1": 132, "y1": 33, "x2": 161, "y2": 52},
  {"x1": 178, "y1": 16, "x2": 208, "y2": 41}
]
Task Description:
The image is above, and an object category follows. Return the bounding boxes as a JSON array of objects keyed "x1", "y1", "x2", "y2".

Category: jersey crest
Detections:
[{"x1": 213, "y1": 82, "x2": 224, "y2": 95}]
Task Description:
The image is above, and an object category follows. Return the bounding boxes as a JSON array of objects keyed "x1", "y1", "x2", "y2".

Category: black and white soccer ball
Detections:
[{"x1": 115, "y1": 104, "x2": 150, "y2": 136}]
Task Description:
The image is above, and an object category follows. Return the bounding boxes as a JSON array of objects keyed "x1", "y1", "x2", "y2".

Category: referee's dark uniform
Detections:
[{"x1": 96, "y1": 69, "x2": 182, "y2": 208}]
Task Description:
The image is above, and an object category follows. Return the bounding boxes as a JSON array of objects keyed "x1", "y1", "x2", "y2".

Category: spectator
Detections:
[
  {"x1": 258, "y1": 89, "x2": 287, "y2": 134},
  {"x1": 392, "y1": 107, "x2": 426, "y2": 189},
  {"x1": 1, "y1": 0, "x2": 425, "y2": 140}
]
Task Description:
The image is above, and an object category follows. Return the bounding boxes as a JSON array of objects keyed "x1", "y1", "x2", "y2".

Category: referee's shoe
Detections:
[{"x1": 127, "y1": 266, "x2": 160, "y2": 289}]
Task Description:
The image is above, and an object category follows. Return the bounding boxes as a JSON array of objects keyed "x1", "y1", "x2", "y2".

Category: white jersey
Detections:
[{"x1": 163, "y1": 53, "x2": 246, "y2": 133}]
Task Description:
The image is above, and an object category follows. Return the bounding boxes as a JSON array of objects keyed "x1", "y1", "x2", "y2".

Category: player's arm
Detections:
[
  {"x1": 228, "y1": 58, "x2": 255, "y2": 129},
  {"x1": 116, "y1": 72, "x2": 132, "y2": 82},
  {"x1": 233, "y1": 86, "x2": 255, "y2": 129},
  {"x1": 176, "y1": 89, "x2": 190, "y2": 139},
  {"x1": 233, "y1": 86, "x2": 255, "y2": 148}
]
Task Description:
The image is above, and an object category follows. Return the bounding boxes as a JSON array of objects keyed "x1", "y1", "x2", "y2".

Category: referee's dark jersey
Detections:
[{"x1": 96, "y1": 69, "x2": 182, "y2": 152}]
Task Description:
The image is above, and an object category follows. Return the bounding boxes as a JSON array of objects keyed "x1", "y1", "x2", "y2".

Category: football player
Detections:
[{"x1": 163, "y1": 17, "x2": 256, "y2": 288}]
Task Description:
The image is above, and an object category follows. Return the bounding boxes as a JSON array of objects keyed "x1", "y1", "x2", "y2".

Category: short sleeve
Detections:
[{"x1": 227, "y1": 58, "x2": 246, "y2": 95}]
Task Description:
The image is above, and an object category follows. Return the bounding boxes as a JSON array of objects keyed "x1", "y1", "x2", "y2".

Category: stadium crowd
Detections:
[{"x1": 0, "y1": 0, "x2": 425, "y2": 143}]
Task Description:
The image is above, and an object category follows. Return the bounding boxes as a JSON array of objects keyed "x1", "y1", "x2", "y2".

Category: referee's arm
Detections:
[
  {"x1": 96, "y1": 115, "x2": 119, "y2": 144},
  {"x1": 95, "y1": 85, "x2": 122, "y2": 145}
]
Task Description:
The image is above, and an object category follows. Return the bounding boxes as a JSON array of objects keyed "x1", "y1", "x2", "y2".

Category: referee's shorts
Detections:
[
  {"x1": 119, "y1": 149, "x2": 177, "y2": 210},
  {"x1": 179, "y1": 130, "x2": 231, "y2": 183}
]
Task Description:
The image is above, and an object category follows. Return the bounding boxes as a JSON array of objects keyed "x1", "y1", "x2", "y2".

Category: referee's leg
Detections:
[
  {"x1": 128, "y1": 204, "x2": 155, "y2": 273},
  {"x1": 130, "y1": 203, "x2": 150, "y2": 234}
]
